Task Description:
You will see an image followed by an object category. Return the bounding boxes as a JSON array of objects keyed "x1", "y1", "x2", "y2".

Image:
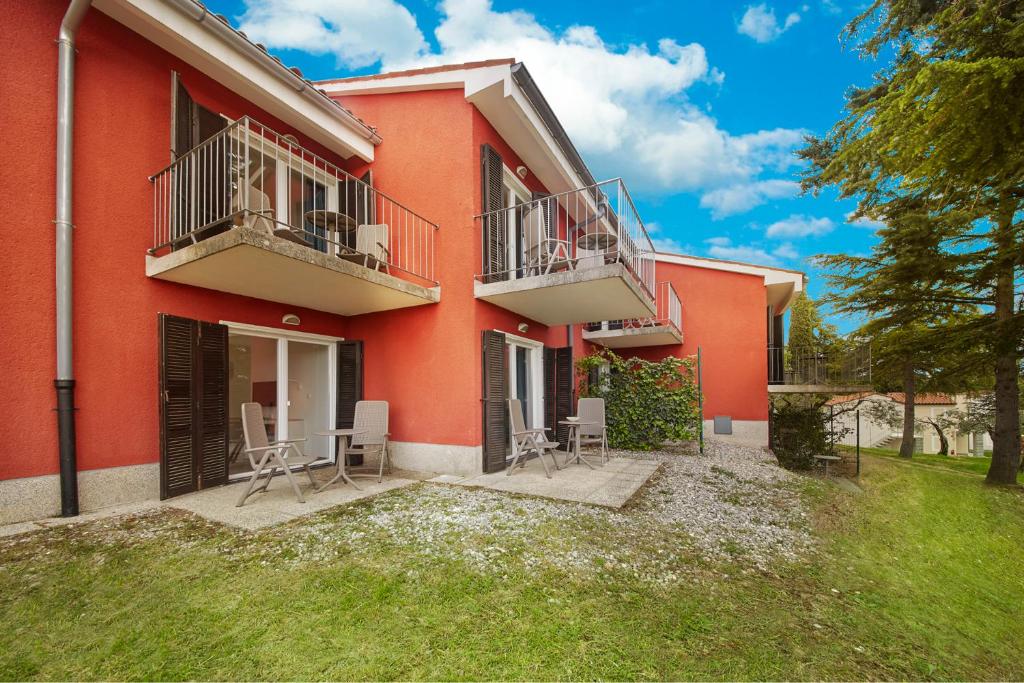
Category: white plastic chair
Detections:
[
  {"x1": 577, "y1": 398, "x2": 609, "y2": 464},
  {"x1": 340, "y1": 223, "x2": 391, "y2": 273},
  {"x1": 344, "y1": 400, "x2": 392, "y2": 483}
]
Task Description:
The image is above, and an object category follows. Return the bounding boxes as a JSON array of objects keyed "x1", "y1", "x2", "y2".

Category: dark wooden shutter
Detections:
[
  {"x1": 531, "y1": 191, "x2": 554, "y2": 239},
  {"x1": 196, "y1": 321, "x2": 228, "y2": 488},
  {"x1": 171, "y1": 72, "x2": 193, "y2": 160},
  {"x1": 159, "y1": 314, "x2": 197, "y2": 499},
  {"x1": 159, "y1": 314, "x2": 228, "y2": 499},
  {"x1": 481, "y1": 144, "x2": 505, "y2": 282},
  {"x1": 336, "y1": 341, "x2": 364, "y2": 429},
  {"x1": 543, "y1": 347, "x2": 556, "y2": 435},
  {"x1": 554, "y1": 346, "x2": 573, "y2": 446},
  {"x1": 481, "y1": 330, "x2": 508, "y2": 473}
]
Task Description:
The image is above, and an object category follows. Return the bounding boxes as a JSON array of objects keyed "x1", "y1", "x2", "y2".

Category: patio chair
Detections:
[
  {"x1": 339, "y1": 223, "x2": 391, "y2": 273},
  {"x1": 344, "y1": 400, "x2": 392, "y2": 483},
  {"x1": 523, "y1": 203, "x2": 572, "y2": 275},
  {"x1": 507, "y1": 399, "x2": 560, "y2": 478},
  {"x1": 235, "y1": 402, "x2": 327, "y2": 507},
  {"x1": 576, "y1": 397, "x2": 609, "y2": 465}
]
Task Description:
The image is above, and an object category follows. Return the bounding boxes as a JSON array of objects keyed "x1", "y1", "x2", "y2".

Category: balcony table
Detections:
[
  {"x1": 559, "y1": 419, "x2": 598, "y2": 470},
  {"x1": 576, "y1": 232, "x2": 617, "y2": 251},
  {"x1": 304, "y1": 210, "x2": 358, "y2": 250},
  {"x1": 313, "y1": 428, "x2": 366, "y2": 492}
]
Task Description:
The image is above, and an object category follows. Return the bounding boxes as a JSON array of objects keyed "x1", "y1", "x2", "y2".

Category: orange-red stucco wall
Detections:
[
  {"x1": 0, "y1": 3, "x2": 352, "y2": 480},
  {"x1": 576, "y1": 261, "x2": 769, "y2": 422}
]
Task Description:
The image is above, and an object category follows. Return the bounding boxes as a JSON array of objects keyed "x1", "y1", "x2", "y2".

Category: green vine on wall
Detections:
[{"x1": 576, "y1": 349, "x2": 702, "y2": 451}]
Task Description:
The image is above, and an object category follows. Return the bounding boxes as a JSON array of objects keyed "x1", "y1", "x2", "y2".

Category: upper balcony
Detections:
[
  {"x1": 582, "y1": 281, "x2": 683, "y2": 348},
  {"x1": 473, "y1": 179, "x2": 656, "y2": 326},
  {"x1": 768, "y1": 344, "x2": 873, "y2": 393},
  {"x1": 146, "y1": 117, "x2": 439, "y2": 316}
]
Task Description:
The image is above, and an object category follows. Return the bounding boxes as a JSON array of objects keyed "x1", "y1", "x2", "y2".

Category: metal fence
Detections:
[
  {"x1": 150, "y1": 116, "x2": 439, "y2": 285},
  {"x1": 475, "y1": 178, "x2": 655, "y2": 298},
  {"x1": 768, "y1": 344, "x2": 872, "y2": 386}
]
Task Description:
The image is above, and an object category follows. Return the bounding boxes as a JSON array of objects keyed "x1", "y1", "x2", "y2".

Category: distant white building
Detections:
[{"x1": 826, "y1": 393, "x2": 993, "y2": 456}]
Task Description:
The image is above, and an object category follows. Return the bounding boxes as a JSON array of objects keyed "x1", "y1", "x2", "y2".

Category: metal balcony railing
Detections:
[
  {"x1": 768, "y1": 344, "x2": 872, "y2": 386},
  {"x1": 149, "y1": 116, "x2": 439, "y2": 285},
  {"x1": 475, "y1": 178, "x2": 655, "y2": 298},
  {"x1": 585, "y1": 281, "x2": 682, "y2": 333}
]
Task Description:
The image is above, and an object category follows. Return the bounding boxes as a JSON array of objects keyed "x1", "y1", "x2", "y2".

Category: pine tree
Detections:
[{"x1": 802, "y1": 1, "x2": 1024, "y2": 484}]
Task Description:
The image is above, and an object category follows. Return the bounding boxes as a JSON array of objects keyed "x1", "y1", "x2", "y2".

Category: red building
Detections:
[{"x1": 0, "y1": 0, "x2": 803, "y2": 524}]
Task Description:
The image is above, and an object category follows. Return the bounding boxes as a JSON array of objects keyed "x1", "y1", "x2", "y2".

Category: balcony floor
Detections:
[
  {"x1": 583, "y1": 324, "x2": 683, "y2": 349},
  {"x1": 147, "y1": 227, "x2": 440, "y2": 316},
  {"x1": 474, "y1": 262, "x2": 655, "y2": 326}
]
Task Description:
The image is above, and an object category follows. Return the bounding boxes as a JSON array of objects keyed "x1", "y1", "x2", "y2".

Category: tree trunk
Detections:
[
  {"x1": 899, "y1": 362, "x2": 916, "y2": 459},
  {"x1": 927, "y1": 420, "x2": 949, "y2": 456},
  {"x1": 986, "y1": 197, "x2": 1021, "y2": 485}
]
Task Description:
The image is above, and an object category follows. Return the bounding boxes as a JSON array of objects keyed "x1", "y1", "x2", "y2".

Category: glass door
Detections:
[
  {"x1": 227, "y1": 333, "x2": 279, "y2": 478},
  {"x1": 286, "y1": 340, "x2": 332, "y2": 463}
]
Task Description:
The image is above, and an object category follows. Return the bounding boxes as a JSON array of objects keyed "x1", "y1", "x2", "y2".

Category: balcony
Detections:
[
  {"x1": 582, "y1": 281, "x2": 682, "y2": 348},
  {"x1": 768, "y1": 344, "x2": 872, "y2": 393},
  {"x1": 474, "y1": 179, "x2": 656, "y2": 326},
  {"x1": 146, "y1": 117, "x2": 439, "y2": 316}
]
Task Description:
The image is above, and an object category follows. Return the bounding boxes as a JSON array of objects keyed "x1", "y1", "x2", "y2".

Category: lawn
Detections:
[
  {"x1": 839, "y1": 444, "x2": 1021, "y2": 481},
  {"x1": 1, "y1": 451, "x2": 1022, "y2": 681}
]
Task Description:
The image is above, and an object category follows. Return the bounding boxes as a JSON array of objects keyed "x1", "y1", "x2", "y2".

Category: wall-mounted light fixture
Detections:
[
  {"x1": 517, "y1": 322, "x2": 529, "y2": 333},
  {"x1": 282, "y1": 313, "x2": 301, "y2": 326},
  {"x1": 516, "y1": 165, "x2": 528, "y2": 180}
]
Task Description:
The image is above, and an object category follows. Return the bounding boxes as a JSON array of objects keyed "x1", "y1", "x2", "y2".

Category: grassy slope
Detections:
[
  {"x1": 1, "y1": 456, "x2": 1022, "y2": 681},
  {"x1": 840, "y1": 445, "x2": 1021, "y2": 480}
]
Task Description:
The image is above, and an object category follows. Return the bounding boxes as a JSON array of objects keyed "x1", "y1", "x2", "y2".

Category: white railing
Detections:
[
  {"x1": 585, "y1": 281, "x2": 681, "y2": 333},
  {"x1": 475, "y1": 178, "x2": 655, "y2": 298},
  {"x1": 150, "y1": 117, "x2": 439, "y2": 286}
]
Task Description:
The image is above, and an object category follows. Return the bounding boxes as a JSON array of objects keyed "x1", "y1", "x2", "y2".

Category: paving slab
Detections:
[
  {"x1": 165, "y1": 470, "x2": 416, "y2": 530},
  {"x1": 448, "y1": 456, "x2": 660, "y2": 508}
]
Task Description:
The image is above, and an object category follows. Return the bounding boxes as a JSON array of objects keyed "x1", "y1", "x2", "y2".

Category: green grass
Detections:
[
  {"x1": 1, "y1": 456, "x2": 1022, "y2": 681},
  {"x1": 839, "y1": 444, "x2": 1021, "y2": 481}
]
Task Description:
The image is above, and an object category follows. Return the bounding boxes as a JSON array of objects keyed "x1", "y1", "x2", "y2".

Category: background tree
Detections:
[
  {"x1": 801, "y1": 1, "x2": 1024, "y2": 484},
  {"x1": 788, "y1": 292, "x2": 838, "y2": 350}
]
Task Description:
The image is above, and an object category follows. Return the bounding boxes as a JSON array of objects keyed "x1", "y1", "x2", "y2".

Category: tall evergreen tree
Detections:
[{"x1": 802, "y1": 0, "x2": 1024, "y2": 484}]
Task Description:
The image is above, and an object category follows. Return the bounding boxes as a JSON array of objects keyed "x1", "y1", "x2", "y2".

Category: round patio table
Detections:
[
  {"x1": 559, "y1": 419, "x2": 598, "y2": 470},
  {"x1": 313, "y1": 428, "x2": 365, "y2": 492}
]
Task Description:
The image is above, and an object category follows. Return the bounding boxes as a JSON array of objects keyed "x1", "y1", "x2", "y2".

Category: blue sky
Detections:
[{"x1": 204, "y1": 0, "x2": 885, "y2": 331}]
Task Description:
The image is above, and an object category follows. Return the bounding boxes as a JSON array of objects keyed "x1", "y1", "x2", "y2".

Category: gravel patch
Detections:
[{"x1": 0, "y1": 442, "x2": 814, "y2": 584}]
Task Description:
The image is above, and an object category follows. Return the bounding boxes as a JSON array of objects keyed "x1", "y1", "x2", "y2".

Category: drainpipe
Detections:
[{"x1": 55, "y1": 0, "x2": 91, "y2": 517}]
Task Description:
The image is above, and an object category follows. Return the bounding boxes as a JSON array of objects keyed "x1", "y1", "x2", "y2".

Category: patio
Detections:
[
  {"x1": 436, "y1": 456, "x2": 661, "y2": 508},
  {"x1": 165, "y1": 468, "x2": 418, "y2": 530}
]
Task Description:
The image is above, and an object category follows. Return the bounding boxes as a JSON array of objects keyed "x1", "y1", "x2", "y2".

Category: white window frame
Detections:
[
  {"x1": 220, "y1": 320, "x2": 342, "y2": 479},
  {"x1": 503, "y1": 166, "x2": 531, "y2": 280}
]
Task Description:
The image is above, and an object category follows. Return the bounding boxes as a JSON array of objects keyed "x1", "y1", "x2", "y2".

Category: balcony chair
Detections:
[
  {"x1": 344, "y1": 400, "x2": 392, "y2": 483},
  {"x1": 230, "y1": 183, "x2": 312, "y2": 247},
  {"x1": 522, "y1": 203, "x2": 572, "y2": 275},
  {"x1": 576, "y1": 397, "x2": 609, "y2": 465},
  {"x1": 339, "y1": 223, "x2": 391, "y2": 273},
  {"x1": 507, "y1": 399, "x2": 560, "y2": 478},
  {"x1": 235, "y1": 402, "x2": 327, "y2": 507}
]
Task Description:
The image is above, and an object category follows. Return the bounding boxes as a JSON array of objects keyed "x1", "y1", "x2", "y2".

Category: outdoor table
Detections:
[
  {"x1": 576, "y1": 232, "x2": 617, "y2": 251},
  {"x1": 304, "y1": 210, "x2": 357, "y2": 249},
  {"x1": 559, "y1": 419, "x2": 598, "y2": 470},
  {"x1": 314, "y1": 428, "x2": 366, "y2": 492}
]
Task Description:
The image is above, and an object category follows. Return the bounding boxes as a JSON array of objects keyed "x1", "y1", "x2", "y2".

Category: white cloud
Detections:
[
  {"x1": 764, "y1": 214, "x2": 834, "y2": 238},
  {"x1": 379, "y1": 0, "x2": 806, "y2": 195},
  {"x1": 845, "y1": 211, "x2": 886, "y2": 230},
  {"x1": 237, "y1": 0, "x2": 428, "y2": 69},
  {"x1": 738, "y1": 4, "x2": 801, "y2": 43},
  {"x1": 705, "y1": 237, "x2": 798, "y2": 266},
  {"x1": 699, "y1": 179, "x2": 800, "y2": 218}
]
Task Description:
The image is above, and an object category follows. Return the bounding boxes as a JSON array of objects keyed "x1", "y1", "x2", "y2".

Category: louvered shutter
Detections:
[
  {"x1": 531, "y1": 191, "x2": 555, "y2": 240},
  {"x1": 159, "y1": 314, "x2": 197, "y2": 499},
  {"x1": 196, "y1": 321, "x2": 228, "y2": 488},
  {"x1": 336, "y1": 341, "x2": 363, "y2": 430},
  {"x1": 543, "y1": 347, "x2": 556, "y2": 435},
  {"x1": 481, "y1": 144, "x2": 505, "y2": 282},
  {"x1": 554, "y1": 347, "x2": 573, "y2": 446},
  {"x1": 171, "y1": 72, "x2": 193, "y2": 160},
  {"x1": 481, "y1": 330, "x2": 508, "y2": 473}
]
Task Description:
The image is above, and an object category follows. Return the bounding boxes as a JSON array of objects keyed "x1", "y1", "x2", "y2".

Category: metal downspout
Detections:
[{"x1": 55, "y1": 0, "x2": 91, "y2": 517}]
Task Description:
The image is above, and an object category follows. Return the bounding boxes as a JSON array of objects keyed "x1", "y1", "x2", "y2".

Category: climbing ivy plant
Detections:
[{"x1": 576, "y1": 349, "x2": 701, "y2": 451}]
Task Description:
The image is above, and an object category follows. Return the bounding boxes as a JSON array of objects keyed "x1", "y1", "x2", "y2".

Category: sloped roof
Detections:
[{"x1": 826, "y1": 392, "x2": 956, "y2": 406}]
